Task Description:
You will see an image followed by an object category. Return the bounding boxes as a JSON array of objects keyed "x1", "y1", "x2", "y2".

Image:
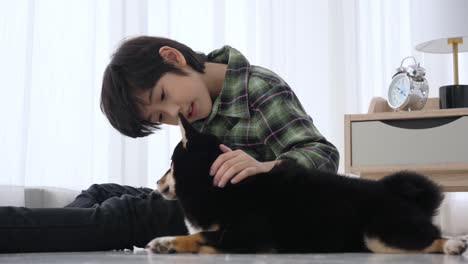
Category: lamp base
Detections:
[{"x1": 439, "y1": 85, "x2": 468, "y2": 109}]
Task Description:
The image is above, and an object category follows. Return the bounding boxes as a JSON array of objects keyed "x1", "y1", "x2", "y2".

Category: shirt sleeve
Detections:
[{"x1": 253, "y1": 85, "x2": 339, "y2": 173}]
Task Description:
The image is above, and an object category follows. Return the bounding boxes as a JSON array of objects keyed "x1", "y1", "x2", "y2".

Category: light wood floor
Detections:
[{"x1": 0, "y1": 251, "x2": 467, "y2": 264}]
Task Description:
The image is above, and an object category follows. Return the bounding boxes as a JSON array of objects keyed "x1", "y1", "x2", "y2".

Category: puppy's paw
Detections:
[
  {"x1": 146, "y1": 236, "x2": 177, "y2": 254},
  {"x1": 444, "y1": 239, "x2": 467, "y2": 255}
]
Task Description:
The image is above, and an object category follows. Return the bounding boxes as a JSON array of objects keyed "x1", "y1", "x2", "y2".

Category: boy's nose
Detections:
[{"x1": 165, "y1": 104, "x2": 182, "y2": 123}]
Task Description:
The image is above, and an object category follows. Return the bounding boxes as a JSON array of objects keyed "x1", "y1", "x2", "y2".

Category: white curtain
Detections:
[{"x1": 0, "y1": 0, "x2": 466, "y2": 235}]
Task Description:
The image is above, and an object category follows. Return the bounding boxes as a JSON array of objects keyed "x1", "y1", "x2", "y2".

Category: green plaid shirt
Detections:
[{"x1": 192, "y1": 46, "x2": 339, "y2": 172}]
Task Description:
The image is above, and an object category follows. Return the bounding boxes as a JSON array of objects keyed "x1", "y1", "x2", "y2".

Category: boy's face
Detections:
[{"x1": 136, "y1": 68, "x2": 213, "y2": 126}]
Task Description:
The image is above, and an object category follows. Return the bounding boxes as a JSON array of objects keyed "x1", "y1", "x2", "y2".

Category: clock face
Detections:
[{"x1": 388, "y1": 74, "x2": 411, "y2": 109}]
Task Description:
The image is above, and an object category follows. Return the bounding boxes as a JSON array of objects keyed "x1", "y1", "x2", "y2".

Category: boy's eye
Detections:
[{"x1": 161, "y1": 90, "x2": 165, "y2": 101}]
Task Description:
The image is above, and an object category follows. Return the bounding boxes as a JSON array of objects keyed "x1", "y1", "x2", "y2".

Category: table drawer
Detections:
[{"x1": 351, "y1": 116, "x2": 468, "y2": 166}]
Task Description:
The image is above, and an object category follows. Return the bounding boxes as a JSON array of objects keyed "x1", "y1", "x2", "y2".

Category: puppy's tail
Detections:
[{"x1": 381, "y1": 171, "x2": 444, "y2": 216}]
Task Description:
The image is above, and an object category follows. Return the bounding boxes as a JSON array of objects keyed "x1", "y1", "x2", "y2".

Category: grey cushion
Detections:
[{"x1": 0, "y1": 185, "x2": 80, "y2": 208}]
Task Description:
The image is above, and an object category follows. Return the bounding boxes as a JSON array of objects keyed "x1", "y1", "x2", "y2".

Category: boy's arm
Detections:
[{"x1": 254, "y1": 85, "x2": 339, "y2": 173}]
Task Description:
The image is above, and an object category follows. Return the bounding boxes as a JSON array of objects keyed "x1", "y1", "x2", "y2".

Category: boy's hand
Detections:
[{"x1": 210, "y1": 144, "x2": 279, "y2": 188}]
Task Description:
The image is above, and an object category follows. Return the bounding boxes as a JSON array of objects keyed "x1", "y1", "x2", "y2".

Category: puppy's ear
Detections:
[{"x1": 178, "y1": 113, "x2": 198, "y2": 148}]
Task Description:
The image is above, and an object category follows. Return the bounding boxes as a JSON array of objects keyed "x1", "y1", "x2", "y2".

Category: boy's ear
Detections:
[{"x1": 159, "y1": 46, "x2": 187, "y2": 67}]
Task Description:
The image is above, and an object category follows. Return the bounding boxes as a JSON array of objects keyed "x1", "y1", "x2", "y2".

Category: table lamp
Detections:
[{"x1": 411, "y1": 0, "x2": 468, "y2": 109}]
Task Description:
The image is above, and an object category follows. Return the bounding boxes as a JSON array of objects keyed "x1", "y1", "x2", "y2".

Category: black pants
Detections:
[{"x1": 0, "y1": 184, "x2": 187, "y2": 253}]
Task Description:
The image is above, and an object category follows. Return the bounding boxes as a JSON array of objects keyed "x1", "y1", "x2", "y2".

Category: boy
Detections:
[
  {"x1": 101, "y1": 36, "x2": 339, "y2": 187},
  {"x1": 0, "y1": 36, "x2": 338, "y2": 253}
]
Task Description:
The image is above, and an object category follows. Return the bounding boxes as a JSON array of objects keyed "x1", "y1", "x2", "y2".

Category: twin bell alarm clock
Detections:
[{"x1": 387, "y1": 56, "x2": 429, "y2": 111}]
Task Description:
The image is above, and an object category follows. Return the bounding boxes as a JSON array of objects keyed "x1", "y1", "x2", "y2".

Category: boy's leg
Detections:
[
  {"x1": 0, "y1": 184, "x2": 187, "y2": 253},
  {"x1": 65, "y1": 183, "x2": 155, "y2": 208}
]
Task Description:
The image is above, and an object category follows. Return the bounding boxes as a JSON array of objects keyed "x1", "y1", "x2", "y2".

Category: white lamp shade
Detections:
[{"x1": 411, "y1": 0, "x2": 468, "y2": 53}]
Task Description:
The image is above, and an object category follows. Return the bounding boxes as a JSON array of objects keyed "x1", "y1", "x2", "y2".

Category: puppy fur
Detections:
[{"x1": 148, "y1": 114, "x2": 467, "y2": 255}]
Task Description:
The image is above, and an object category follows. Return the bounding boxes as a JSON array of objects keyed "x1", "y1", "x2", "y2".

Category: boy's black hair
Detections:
[{"x1": 100, "y1": 36, "x2": 206, "y2": 138}]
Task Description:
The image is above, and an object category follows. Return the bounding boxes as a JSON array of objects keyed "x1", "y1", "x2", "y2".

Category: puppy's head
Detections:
[
  {"x1": 156, "y1": 113, "x2": 223, "y2": 200},
  {"x1": 156, "y1": 163, "x2": 177, "y2": 200},
  {"x1": 177, "y1": 113, "x2": 222, "y2": 152},
  {"x1": 174, "y1": 113, "x2": 223, "y2": 163}
]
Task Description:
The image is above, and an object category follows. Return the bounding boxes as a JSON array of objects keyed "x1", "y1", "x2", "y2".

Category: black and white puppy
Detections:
[{"x1": 148, "y1": 113, "x2": 467, "y2": 255}]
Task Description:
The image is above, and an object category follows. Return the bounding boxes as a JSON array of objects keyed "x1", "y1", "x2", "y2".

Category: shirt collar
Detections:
[{"x1": 206, "y1": 46, "x2": 251, "y2": 120}]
